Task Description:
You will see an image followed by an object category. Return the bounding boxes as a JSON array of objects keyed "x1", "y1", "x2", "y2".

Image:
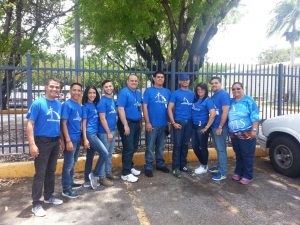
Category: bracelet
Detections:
[
  {"x1": 171, "y1": 122, "x2": 176, "y2": 125},
  {"x1": 252, "y1": 128, "x2": 257, "y2": 132},
  {"x1": 218, "y1": 125, "x2": 223, "y2": 129}
]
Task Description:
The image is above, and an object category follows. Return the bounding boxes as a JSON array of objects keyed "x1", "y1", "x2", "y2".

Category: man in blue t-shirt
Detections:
[
  {"x1": 209, "y1": 77, "x2": 230, "y2": 181},
  {"x1": 168, "y1": 73, "x2": 195, "y2": 178},
  {"x1": 143, "y1": 71, "x2": 171, "y2": 177},
  {"x1": 61, "y1": 83, "x2": 83, "y2": 198},
  {"x1": 26, "y1": 78, "x2": 63, "y2": 217},
  {"x1": 98, "y1": 79, "x2": 119, "y2": 180},
  {"x1": 117, "y1": 74, "x2": 142, "y2": 183}
]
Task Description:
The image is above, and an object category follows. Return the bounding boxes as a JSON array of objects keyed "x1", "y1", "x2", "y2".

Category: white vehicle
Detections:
[{"x1": 258, "y1": 114, "x2": 300, "y2": 177}]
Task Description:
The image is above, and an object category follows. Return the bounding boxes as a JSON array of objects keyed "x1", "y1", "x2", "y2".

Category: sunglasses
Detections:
[{"x1": 232, "y1": 88, "x2": 242, "y2": 91}]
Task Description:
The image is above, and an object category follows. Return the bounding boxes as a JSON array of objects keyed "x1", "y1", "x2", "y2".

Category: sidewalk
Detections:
[{"x1": 1, "y1": 158, "x2": 300, "y2": 225}]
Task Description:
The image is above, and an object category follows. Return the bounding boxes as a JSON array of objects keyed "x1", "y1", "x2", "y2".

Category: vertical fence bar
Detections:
[
  {"x1": 26, "y1": 53, "x2": 33, "y2": 108},
  {"x1": 277, "y1": 64, "x2": 284, "y2": 116},
  {"x1": 171, "y1": 60, "x2": 176, "y2": 92}
]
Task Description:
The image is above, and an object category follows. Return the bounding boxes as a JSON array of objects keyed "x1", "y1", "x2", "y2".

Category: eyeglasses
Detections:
[{"x1": 232, "y1": 88, "x2": 241, "y2": 91}]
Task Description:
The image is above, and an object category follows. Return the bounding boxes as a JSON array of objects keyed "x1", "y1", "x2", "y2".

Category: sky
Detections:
[
  {"x1": 52, "y1": 0, "x2": 298, "y2": 64},
  {"x1": 207, "y1": 0, "x2": 296, "y2": 64}
]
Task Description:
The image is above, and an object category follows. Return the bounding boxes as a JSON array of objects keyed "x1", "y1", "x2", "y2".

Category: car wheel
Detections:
[{"x1": 269, "y1": 135, "x2": 300, "y2": 177}]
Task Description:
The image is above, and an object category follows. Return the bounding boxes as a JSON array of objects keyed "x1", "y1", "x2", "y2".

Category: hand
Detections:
[
  {"x1": 83, "y1": 139, "x2": 90, "y2": 149},
  {"x1": 216, "y1": 127, "x2": 222, "y2": 135},
  {"x1": 107, "y1": 132, "x2": 113, "y2": 142},
  {"x1": 146, "y1": 122, "x2": 153, "y2": 132},
  {"x1": 250, "y1": 130, "x2": 257, "y2": 139},
  {"x1": 124, "y1": 125, "x2": 130, "y2": 136},
  {"x1": 30, "y1": 144, "x2": 39, "y2": 158},
  {"x1": 201, "y1": 127, "x2": 208, "y2": 134},
  {"x1": 173, "y1": 123, "x2": 182, "y2": 129},
  {"x1": 66, "y1": 141, "x2": 74, "y2": 151}
]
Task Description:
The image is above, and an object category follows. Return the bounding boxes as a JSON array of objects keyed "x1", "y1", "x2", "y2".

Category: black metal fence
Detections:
[{"x1": 0, "y1": 54, "x2": 299, "y2": 154}]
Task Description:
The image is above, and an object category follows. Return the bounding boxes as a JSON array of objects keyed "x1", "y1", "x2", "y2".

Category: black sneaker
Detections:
[
  {"x1": 144, "y1": 169, "x2": 153, "y2": 177},
  {"x1": 156, "y1": 166, "x2": 170, "y2": 173},
  {"x1": 62, "y1": 188, "x2": 79, "y2": 199},
  {"x1": 71, "y1": 183, "x2": 82, "y2": 190},
  {"x1": 182, "y1": 166, "x2": 195, "y2": 176}
]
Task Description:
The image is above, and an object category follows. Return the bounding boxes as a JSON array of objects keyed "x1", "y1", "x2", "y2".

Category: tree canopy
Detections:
[
  {"x1": 76, "y1": 0, "x2": 240, "y2": 69},
  {"x1": 267, "y1": 0, "x2": 300, "y2": 66},
  {"x1": 0, "y1": 0, "x2": 73, "y2": 109}
]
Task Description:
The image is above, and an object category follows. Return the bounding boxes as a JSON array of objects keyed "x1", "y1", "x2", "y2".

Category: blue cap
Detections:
[{"x1": 179, "y1": 73, "x2": 189, "y2": 80}]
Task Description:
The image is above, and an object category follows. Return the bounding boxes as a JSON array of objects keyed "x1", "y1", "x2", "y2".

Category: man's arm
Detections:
[
  {"x1": 26, "y1": 119, "x2": 39, "y2": 158},
  {"x1": 118, "y1": 106, "x2": 130, "y2": 136},
  {"x1": 61, "y1": 119, "x2": 73, "y2": 151},
  {"x1": 100, "y1": 112, "x2": 113, "y2": 142},
  {"x1": 142, "y1": 103, "x2": 152, "y2": 132},
  {"x1": 168, "y1": 102, "x2": 181, "y2": 129},
  {"x1": 216, "y1": 105, "x2": 229, "y2": 135}
]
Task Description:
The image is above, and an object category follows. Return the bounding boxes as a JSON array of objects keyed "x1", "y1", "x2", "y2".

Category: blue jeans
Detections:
[
  {"x1": 84, "y1": 133, "x2": 108, "y2": 180},
  {"x1": 117, "y1": 119, "x2": 141, "y2": 176},
  {"x1": 172, "y1": 120, "x2": 192, "y2": 171},
  {"x1": 99, "y1": 131, "x2": 116, "y2": 175},
  {"x1": 144, "y1": 126, "x2": 167, "y2": 171},
  {"x1": 210, "y1": 126, "x2": 229, "y2": 175},
  {"x1": 231, "y1": 137, "x2": 256, "y2": 180},
  {"x1": 192, "y1": 125, "x2": 209, "y2": 166},
  {"x1": 62, "y1": 140, "x2": 80, "y2": 190}
]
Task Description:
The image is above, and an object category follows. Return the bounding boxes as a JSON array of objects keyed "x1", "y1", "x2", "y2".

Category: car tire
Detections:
[{"x1": 269, "y1": 135, "x2": 300, "y2": 177}]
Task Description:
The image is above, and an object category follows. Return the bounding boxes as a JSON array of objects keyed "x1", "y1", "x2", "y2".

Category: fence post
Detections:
[
  {"x1": 26, "y1": 53, "x2": 33, "y2": 108},
  {"x1": 171, "y1": 60, "x2": 176, "y2": 91},
  {"x1": 277, "y1": 64, "x2": 284, "y2": 116}
]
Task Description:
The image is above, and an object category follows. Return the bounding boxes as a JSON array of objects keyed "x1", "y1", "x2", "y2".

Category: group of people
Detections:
[{"x1": 26, "y1": 71, "x2": 260, "y2": 217}]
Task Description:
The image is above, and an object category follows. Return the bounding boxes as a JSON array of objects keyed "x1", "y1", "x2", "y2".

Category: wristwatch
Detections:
[
  {"x1": 218, "y1": 125, "x2": 223, "y2": 129},
  {"x1": 252, "y1": 128, "x2": 257, "y2": 132}
]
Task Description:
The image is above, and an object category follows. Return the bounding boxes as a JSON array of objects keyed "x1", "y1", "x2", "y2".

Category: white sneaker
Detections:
[
  {"x1": 32, "y1": 205, "x2": 46, "y2": 217},
  {"x1": 89, "y1": 173, "x2": 99, "y2": 190},
  {"x1": 131, "y1": 168, "x2": 141, "y2": 176},
  {"x1": 44, "y1": 197, "x2": 63, "y2": 205},
  {"x1": 195, "y1": 165, "x2": 208, "y2": 175},
  {"x1": 121, "y1": 174, "x2": 138, "y2": 183}
]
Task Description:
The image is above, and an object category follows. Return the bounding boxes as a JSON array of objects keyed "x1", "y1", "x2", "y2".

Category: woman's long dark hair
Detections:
[
  {"x1": 82, "y1": 86, "x2": 100, "y2": 105},
  {"x1": 194, "y1": 82, "x2": 208, "y2": 102}
]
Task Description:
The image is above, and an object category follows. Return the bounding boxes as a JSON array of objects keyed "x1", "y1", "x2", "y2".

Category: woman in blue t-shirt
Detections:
[
  {"x1": 228, "y1": 82, "x2": 260, "y2": 185},
  {"x1": 192, "y1": 83, "x2": 216, "y2": 175},
  {"x1": 82, "y1": 86, "x2": 113, "y2": 189}
]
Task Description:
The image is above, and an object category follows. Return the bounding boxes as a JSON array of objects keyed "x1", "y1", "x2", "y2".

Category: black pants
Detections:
[
  {"x1": 32, "y1": 136, "x2": 59, "y2": 206},
  {"x1": 117, "y1": 119, "x2": 141, "y2": 175}
]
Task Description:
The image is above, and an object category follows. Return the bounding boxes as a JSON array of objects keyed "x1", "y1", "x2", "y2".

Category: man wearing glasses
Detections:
[
  {"x1": 117, "y1": 74, "x2": 142, "y2": 183},
  {"x1": 208, "y1": 77, "x2": 230, "y2": 181}
]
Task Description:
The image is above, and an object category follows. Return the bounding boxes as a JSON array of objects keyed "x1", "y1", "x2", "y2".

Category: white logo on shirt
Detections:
[
  {"x1": 109, "y1": 104, "x2": 116, "y2": 114},
  {"x1": 94, "y1": 109, "x2": 98, "y2": 118},
  {"x1": 73, "y1": 111, "x2": 82, "y2": 121},
  {"x1": 47, "y1": 106, "x2": 60, "y2": 122},
  {"x1": 155, "y1": 92, "x2": 168, "y2": 108},
  {"x1": 181, "y1": 97, "x2": 193, "y2": 106}
]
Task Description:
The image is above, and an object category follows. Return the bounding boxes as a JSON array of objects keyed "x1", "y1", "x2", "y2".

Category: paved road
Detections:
[{"x1": 1, "y1": 157, "x2": 299, "y2": 225}]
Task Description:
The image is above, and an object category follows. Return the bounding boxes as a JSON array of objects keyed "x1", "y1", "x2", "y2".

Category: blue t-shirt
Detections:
[
  {"x1": 26, "y1": 96, "x2": 61, "y2": 137},
  {"x1": 192, "y1": 97, "x2": 215, "y2": 126},
  {"x1": 169, "y1": 89, "x2": 194, "y2": 121},
  {"x1": 61, "y1": 99, "x2": 82, "y2": 142},
  {"x1": 117, "y1": 87, "x2": 142, "y2": 121},
  {"x1": 143, "y1": 87, "x2": 171, "y2": 127},
  {"x1": 211, "y1": 89, "x2": 230, "y2": 128},
  {"x1": 82, "y1": 102, "x2": 99, "y2": 135},
  {"x1": 97, "y1": 96, "x2": 117, "y2": 134},
  {"x1": 228, "y1": 95, "x2": 260, "y2": 133}
]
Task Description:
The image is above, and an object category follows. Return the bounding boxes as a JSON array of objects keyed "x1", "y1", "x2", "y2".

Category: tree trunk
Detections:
[{"x1": 290, "y1": 40, "x2": 295, "y2": 67}]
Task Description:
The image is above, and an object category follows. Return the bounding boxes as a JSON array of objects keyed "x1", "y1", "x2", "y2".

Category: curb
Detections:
[{"x1": 0, "y1": 147, "x2": 268, "y2": 178}]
